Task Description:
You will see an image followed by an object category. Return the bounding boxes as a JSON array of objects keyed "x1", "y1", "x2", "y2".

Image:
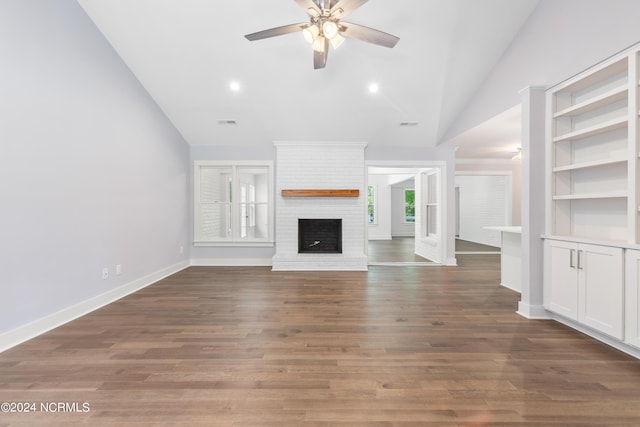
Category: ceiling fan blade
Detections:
[
  {"x1": 294, "y1": 0, "x2": 321, "y2": 16},
  {"x1": 340, "y1": 22, "x2": 399, "y2": 48},
  {"x1": 245, "y1": 23, "x2": 306, "y2": 41},
  {"x1": 330, "y1": 0, "x2": 367, "y2": 18},
  {"x1": 313, "y1": 38, "x2": 329, "y2": 69}
]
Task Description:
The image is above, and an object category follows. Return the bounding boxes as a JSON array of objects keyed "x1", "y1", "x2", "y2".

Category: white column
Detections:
[{"x1": 517, "y1": 86, "x2": 550, "y2": 319}]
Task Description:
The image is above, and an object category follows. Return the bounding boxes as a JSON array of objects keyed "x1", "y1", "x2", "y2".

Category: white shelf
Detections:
[
  {"x1": 553, "y1": 116, "x2": 628, "y2": 143},
  {"x1": 553, "y1": 191, "x2": 627, "y2": 200},
  {"x1": 547, "y1": 46, "x2": 638, "y2": 246},
  {"x1": 544, "y1": 44, "x2": 640, "y2": 363},
  {"x1": 554, "y1": 85, "x2": 627, "y2": 118},
  {"x1": 553, "y1": 157, "x2": 627, "y2": 172}
]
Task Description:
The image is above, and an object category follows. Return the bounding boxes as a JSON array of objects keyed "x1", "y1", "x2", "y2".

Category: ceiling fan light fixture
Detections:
[
  {"x1": 330, "y1": 33, "x2": 344, "y2": 49},
  {"x1": 307, "y1": 7, "x2": 320, "y2": 18},
  {"x1": 322, "y1": 20, "x2": 339, "y2": 39},
  {"x1": 302, "y1": 24, "x2": 319, "y2": 44}
]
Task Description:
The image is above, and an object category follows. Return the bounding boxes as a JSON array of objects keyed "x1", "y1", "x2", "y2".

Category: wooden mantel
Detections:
[{"x1": 281, "y1": 189, "x2": 360, "y2": 197}]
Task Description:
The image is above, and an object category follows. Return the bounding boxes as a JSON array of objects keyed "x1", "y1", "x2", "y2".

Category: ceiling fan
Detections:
[{"x1": 244, "y1": 0, "x2": 400, "y2": 69}]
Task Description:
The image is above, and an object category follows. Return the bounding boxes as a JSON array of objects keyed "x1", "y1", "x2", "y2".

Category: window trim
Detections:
[
  {"x1": 193, "y1": 160, "x2": 274, "y2": 247},
  {"x1": 367, "y1": 185, "x2": 377, "y2": 225},
  {"x1": 426, "y1": 172, "x2": 438, "y2": 238},
  {"x1": 404, "y1": 188, "x2": 415, "y2": 223}
]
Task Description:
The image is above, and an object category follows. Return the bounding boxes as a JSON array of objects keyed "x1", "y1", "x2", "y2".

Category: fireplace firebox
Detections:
[{"x1": 298, "y1": 219, "x2": 342, "y2": 254}]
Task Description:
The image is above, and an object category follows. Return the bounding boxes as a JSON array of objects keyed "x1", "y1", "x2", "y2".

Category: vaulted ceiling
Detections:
[{"x1": 77, "y1": 0, "x2": 539, "y2": 152}]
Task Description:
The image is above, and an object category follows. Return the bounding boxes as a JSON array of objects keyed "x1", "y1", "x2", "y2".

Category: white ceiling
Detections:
[
  {"x1": 77, "y1": 0, "x2": 538, "y2": 154},
  {"x1": 446, "y1": 104, "x2": 523, "y2": 160}
]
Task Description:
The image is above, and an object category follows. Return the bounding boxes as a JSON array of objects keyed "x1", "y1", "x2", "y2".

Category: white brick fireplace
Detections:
[{"x1": 272, "y1": 142, "x2": 368, "y2": 271}]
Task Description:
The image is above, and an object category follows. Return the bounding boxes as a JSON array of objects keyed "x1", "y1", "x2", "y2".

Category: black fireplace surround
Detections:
[{"x1": 298, "y1": 219, "x2": 342, "y2": 254}]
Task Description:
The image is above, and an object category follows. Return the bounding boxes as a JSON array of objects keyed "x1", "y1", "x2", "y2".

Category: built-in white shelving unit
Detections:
[
  {"x1": 544, "y1": 43, "x2": 640, "y2": 358},
  {"x1": 547, "y1": 50, "x2": 636, "y2": 243}
]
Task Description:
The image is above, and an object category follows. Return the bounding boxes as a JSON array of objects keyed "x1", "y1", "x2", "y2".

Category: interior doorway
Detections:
[{"x1": 366, "y1": 163, "x2": 445, "y2": 266}]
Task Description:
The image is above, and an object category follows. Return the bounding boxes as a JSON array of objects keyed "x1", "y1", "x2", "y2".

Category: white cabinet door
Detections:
[
  {"x1": 578, "y1": 244, "x2": 624, "y2": 339},
  {"x1": 544, "y1": 240, "x2": 578, "y2": 320},
  {"x1": 626, "y1": 250, "x2": 640, "y2": 348}
]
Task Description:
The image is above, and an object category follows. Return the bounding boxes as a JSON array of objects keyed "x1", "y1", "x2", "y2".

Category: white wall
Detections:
[
  {"x1": 391, "y1": 182, "x2": 415, "y2": 237},
  {"x1": 0, "y1": 0, "x2": 189, "y2": 341},
  {"x1": 456, "y1": 159, "x2": 522, "y2": 227},
  {"x1": 443, "y1": 0, "x2": 640, "y2": 141},
  {"x1": 190, "y1": 145, "x2": 459, "y2": 265},
  {"x1": 367, "y1": 174, "x2": 392, "y2": 240},
  {"x1": 455, "y1": 175, "x2": 511, "y2": 247},
  {"x1": 414, "y1": 169, "x2": 444, "y2": 263}
]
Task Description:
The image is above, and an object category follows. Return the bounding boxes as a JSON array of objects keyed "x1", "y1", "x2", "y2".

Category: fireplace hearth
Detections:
[{"x1": 298, "y1": 219, "x2": 342, "y2": 254}]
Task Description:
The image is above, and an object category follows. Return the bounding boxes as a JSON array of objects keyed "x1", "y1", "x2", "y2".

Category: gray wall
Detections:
[{"x1": 0, "y1": 0, "x2": 189, "y2": 335}]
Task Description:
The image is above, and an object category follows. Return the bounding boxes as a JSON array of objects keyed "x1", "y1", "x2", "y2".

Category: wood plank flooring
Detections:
[
  {"x1": 455, "y1": 239, "x2": 500, "y2": 253},
  {"x1": 367, "y1": 238, "x2": 500, "y2": 264},
  {"x1": 2, "y1": 255, "x2": 640, "y2": 425},
  {"x1": 368, "y1": 237, "x2": 433, "y2": 263}
]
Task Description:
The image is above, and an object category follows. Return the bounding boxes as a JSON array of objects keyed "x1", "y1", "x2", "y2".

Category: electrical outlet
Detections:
[
  {"x1": 102, "y1": 268, "x2": 109, "y2": 280},
  {"x1": 179, "y1": 245, "x2": 184, "y2": 254},
  {"x1": 116, "y1": 264, "x2": 122, "y2": 276}
]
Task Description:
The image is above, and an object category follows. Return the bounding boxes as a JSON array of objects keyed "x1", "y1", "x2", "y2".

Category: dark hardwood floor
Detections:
[
  {"x1": 368, "y1": 237, "x2": 434, "y2": 263},
  {"x1": 2, "y1": 255, "x2": 640, "y2": 425},
  {"x1": 455, "y1": 239, "x2": 501, "y2": 253}
]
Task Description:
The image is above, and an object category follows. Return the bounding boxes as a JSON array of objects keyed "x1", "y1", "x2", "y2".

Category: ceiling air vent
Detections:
[
  {"x1": 399, "y1": 121, "x2": 419, "y2": 126},
  {"x1": 217, "y1": 120, "x2": 237, "y2": 125}
]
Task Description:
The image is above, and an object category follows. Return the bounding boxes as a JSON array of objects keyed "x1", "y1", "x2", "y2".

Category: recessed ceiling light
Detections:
[
  {"x1": 368, "y1": 83, "x2": 379, "y2": 93},
  {"x1": 229, "y1": 81, "x2": 240, "y2": 91}
]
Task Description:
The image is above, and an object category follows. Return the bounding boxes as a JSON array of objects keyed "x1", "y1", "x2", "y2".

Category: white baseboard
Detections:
[
  {"x1": 516, "y1": 302, "x2": 550, "y2": 319},
  {"x1": 550, "y1": 313, "x2": 640, "y2": 360},
  {"x1": 500, "y1": 282, "x2": 521, "y2": 293},
  {"x1": 0, "y1": 260, "x2": 189, "y2": 353},
  {"x1": 190, "y1": 258, "x2": 273, "y2": 267}
]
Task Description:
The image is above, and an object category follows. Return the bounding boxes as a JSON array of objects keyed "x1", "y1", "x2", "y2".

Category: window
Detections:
[
  {"x1": 194, "y1": 161, "x2": 273, "y2": 245},
  {"x1": 367, "y1": 185, "x2": 376, "y2": 224},
  {"x1": 404, "y1": 189, "x2": 415, "y2": 223},
  {"x1": 426, "y1": 172, "x2": 438, "y2": 237}
]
